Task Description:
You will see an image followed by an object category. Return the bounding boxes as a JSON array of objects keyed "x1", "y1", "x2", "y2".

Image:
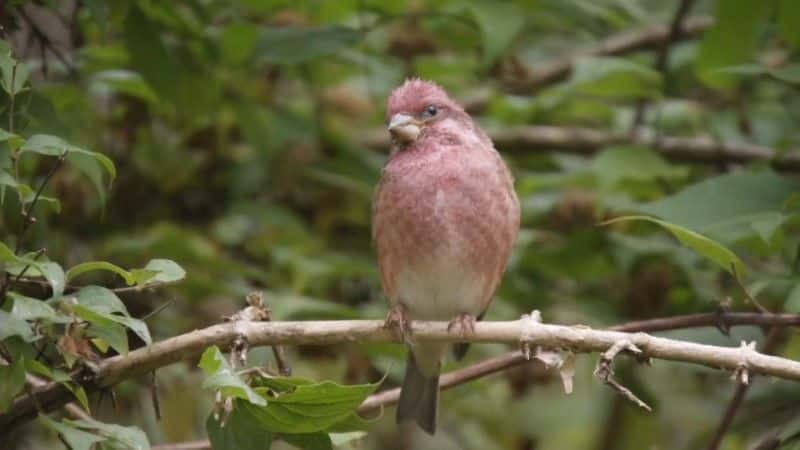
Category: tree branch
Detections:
[
  {"x1": 359, "y1": 125, "x2": 800, "y2": 171},
  {"x1": 4, "y1": 311, "x2": 800, "y2": 433}
]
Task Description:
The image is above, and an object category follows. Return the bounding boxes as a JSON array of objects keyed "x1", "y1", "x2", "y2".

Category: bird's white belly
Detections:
[{"x1": 394, "y1": 246, "x2": 489, "y2": 321}]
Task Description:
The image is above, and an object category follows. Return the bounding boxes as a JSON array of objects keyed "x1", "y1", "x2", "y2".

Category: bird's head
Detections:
[{"x1": 385, "y1": 78, "x2": 464, "y2": 147}]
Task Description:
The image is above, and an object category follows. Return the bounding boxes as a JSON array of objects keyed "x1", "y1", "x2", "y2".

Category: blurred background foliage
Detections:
[{"x1": 3, "y1": 0, "x2": 800, "y2": 449}]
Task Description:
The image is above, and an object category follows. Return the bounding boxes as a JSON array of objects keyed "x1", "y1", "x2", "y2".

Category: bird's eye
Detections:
[{"x1": 424, "y1": 105, "x2": 438, "y2": 117}]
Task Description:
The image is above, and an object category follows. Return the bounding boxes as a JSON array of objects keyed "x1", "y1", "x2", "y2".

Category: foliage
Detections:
[{"x1": 2, "y1": 0, "x2": 800, "y2": 449}]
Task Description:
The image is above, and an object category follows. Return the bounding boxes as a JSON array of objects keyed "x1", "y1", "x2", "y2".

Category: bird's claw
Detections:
[
  {"x1": 385, "y1": 304, "x2": 412, "y2": 343},
  {"x1": 447, "y1": 313, "x2": 476, "y2": 338}
]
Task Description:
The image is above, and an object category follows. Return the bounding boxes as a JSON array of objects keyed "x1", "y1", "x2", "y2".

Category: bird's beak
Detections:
[{"x1": 388, "y1": 113, "x2": 421, "y2": 145}]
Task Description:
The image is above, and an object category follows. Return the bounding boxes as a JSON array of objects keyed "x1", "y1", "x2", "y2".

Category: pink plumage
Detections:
[{"x1": 372, "y1": 79, "x2": 520, "y2": 434}]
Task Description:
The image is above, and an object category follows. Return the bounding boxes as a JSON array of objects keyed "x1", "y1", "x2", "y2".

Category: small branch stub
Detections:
[
  {"x1": 519, "y1": 310, "x2": 543, "y2": 360},
  {"x1": 733, "y1": 341, "x2": 757, "y2": 386},
  {"x1": 594, "y1": 340, "x2": 652, "y2": 412}
]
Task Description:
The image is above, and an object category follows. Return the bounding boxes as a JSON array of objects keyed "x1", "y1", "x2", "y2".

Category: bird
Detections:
[{"x1": 372, "y1": 78, "x2": 520, "y2": 434}]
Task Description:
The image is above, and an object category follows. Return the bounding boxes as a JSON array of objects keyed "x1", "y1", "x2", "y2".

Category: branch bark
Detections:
[
  {"x1": 5, "y1": 312, "x2": 800, "y2": 433},
  {"x1": 359, "y1": 125, "x2": 800, "y2": 171}
]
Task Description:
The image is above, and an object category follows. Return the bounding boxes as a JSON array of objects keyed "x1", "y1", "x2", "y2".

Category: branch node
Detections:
[
  {"x1": 732, "y1": 340, "x2": 757, "y2": 385},
  {"x1": 594, "y1": 340, "x2": 652, "y2": 412},
  {"x1": 519, "y1": 310, "x2": 542, "y2": 360}
]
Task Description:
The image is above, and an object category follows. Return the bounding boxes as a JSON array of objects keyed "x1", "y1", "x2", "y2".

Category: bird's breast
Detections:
[{"x1": 373, "y1": 146, "x2": 519, "y2": 319}]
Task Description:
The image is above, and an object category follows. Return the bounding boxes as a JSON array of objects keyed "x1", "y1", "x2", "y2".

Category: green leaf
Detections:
[
  {"x1": 255, "y1": 26, "x2": 362, "y2": 64},
  {"x1": 785, "y1": 283, "x2": 800, "y2": 313},
  {"x1": 21, "y1": 135, "x2": 116, "y2": 183},
  {"x1": 128, "y1": 269, "x2": 159, "y2": 285},
  {"x1": 282, "y1": 432, "x2": 333, "y2": 450},
  {"x1": 0, "y1": 56, "x2": 29, "y2": 96},
  {"x1": 75, "y1": 285, "x2": 128, "y2": 315},
  {"x1": 570, "y1": 57, "x2": 662, "y2": 99},
  {"x1": 637, "y1": 171, "x2": 800, "y2": 243},
  {"x1": 38, "y1": 262, "x2": 65, "y2": 298},
  {"x1": 603, "y1": 215, "x2": 746, "y2": 280},
  {"x1": 0, "y1": 356, "x2": 25, "y2": 412},
  {"x1": 92, "y1": 70, "x2": 159, "y2": 104},
  {"x1": 75, "y1": 286, "x2": 152, "y2": 346},
  {"x1": 206, "y1": 410, "x2": 274, "y2": 450},
  {"x1": 40, "y1": 416, "x2": 106, "y2": 450},
  {"x1": 238, "y1": 378, "x2": 380, "y2": 434},
  {"x1": 771, "y1": 64, "x2": 800, "y2": 84},
  {"x1": 123, "y1": 3, "x2": 178, "y2": 97},
  {"x1": 67, "y1": 146, "x2": 116, "y2": 184},
  {"x1": 143, "y1": 258, "x2": 186, "y2": 283},
  {"x1": 696, "y1": 0, "x2": 771, "y2": 89},
  {"x1": 68, "y1": 417, "x2": 151, "y2": 450},
  {"x1": 21, "y1": 134, "x2": 70, "y2": 156},
  {"x1": 0, "y1": 241, "x2": 18, "y2": 263},
  {"x1": 219, "y1": 24, "x2": 259, "y2": 66},
  {"x1": 778, "y1": 0, "x2": 800, "y2": 49},
  {"x1": 67, "y1": 261, "x2": 137, "y2": 285},
  {"x1": 73, "y1": 304, "x2": 130, "y2": 355},
  {"x1": 0, "y1": 310, "x2": 34, "y2": 342},
  {"x1": 589, "y1": 146, "x2": 688, "y2": 187},
  {"x1": 0, "y1": 169, "x2": 18, "y2": 188},
  {"x1": 199, "y1": 346, "x2": 267, "y2": 406},
  {"x1": 9, "y1": 292, "x2": 60, "y2": 322},
  {"x1": 466, "y1": 1, "x2": 524, "y2": 66}
]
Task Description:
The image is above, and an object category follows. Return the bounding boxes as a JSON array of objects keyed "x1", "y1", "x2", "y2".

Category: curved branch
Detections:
[
  {"x1": 4, "y1": 312, "x2": 800, "y2": 433},
  {"x1": 359, "y1": 125, "x2": 800, "y2": 171}
]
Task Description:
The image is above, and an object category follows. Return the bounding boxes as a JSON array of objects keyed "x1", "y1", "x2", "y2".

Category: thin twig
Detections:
[
  {"x1": 15, "y1": 5, "x2": 77, "y2": 76},
  {"x1": 16, "y1": 152, "x2": 67, "y2": 253},
  {"x1": 706, "y1": 328, "x2": 783, "y2": 450},
  {"x1": 631, "y1": 0, "x2": 698, "y2": 129}
]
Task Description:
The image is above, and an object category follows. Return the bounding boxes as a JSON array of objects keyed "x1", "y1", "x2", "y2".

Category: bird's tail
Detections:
[{"x1": 397, "y1": 350, "x2": 440, "y2": 434}]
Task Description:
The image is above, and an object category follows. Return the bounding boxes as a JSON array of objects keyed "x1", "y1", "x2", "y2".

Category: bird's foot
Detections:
[
  {"x1": 385, "y1": 304, "x2": 412, "y2": 343},
  {"x1": 447, "y1": 313, "x2": 476, "y2": 338}
]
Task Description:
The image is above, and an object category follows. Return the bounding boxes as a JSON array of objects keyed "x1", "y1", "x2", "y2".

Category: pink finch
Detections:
[{"x1": 372, "y1": 79, "x2": 520, "y2": 433}]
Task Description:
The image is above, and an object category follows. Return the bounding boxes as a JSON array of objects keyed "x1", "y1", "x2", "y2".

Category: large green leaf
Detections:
[
  {"x1": 0, "y1": 310, "x2": 34, "y2": 342},
  {"x1": 696, "y1": 0, "x2": 771, "y2": 89},
  {"x1": 74, "y1": 286, "x2": 152, "y2": 353},
  {"x1": 199, "y1": 346, "x2": 267, "y2": 406},
  {"x1": 255, "y1": 26, "x2": 362, "y2": 64},
  {"x1": 637, "y1": 171, "x2": 800, "y2": 243},
  {"x1": 67, "y1": 259, "x2": 184, "y2": 286},
  {"x1": 0, "y1": 55, "x2": 29, "y2": 96},
  {"x1": 206, "y1": 410, "x2": 274, "y2": 450},
  {"x1": 604, "y1": 215, "x2": 746, "y2": 280},
  {"x1": 590, "y1": 146, "x2": 688, "y2": 187},
  {"x1": 21, "y1": 134, "x2": 116, "y2": 182},
  {"x1": 40, "y1": 416, "x2": 106, "y2": 450},
  {"x1": 239, "y1": 378, "x2": 379, "y2": 434},
  {"x1": 68, "y1": 417, "x2": 150, "y2": 450},
  {"x1": 123, "y1": 3, "x2": 178, "y2": 97},
  {"x1": 9, "y1": 292, "x2": 61, "y2": 322}
]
